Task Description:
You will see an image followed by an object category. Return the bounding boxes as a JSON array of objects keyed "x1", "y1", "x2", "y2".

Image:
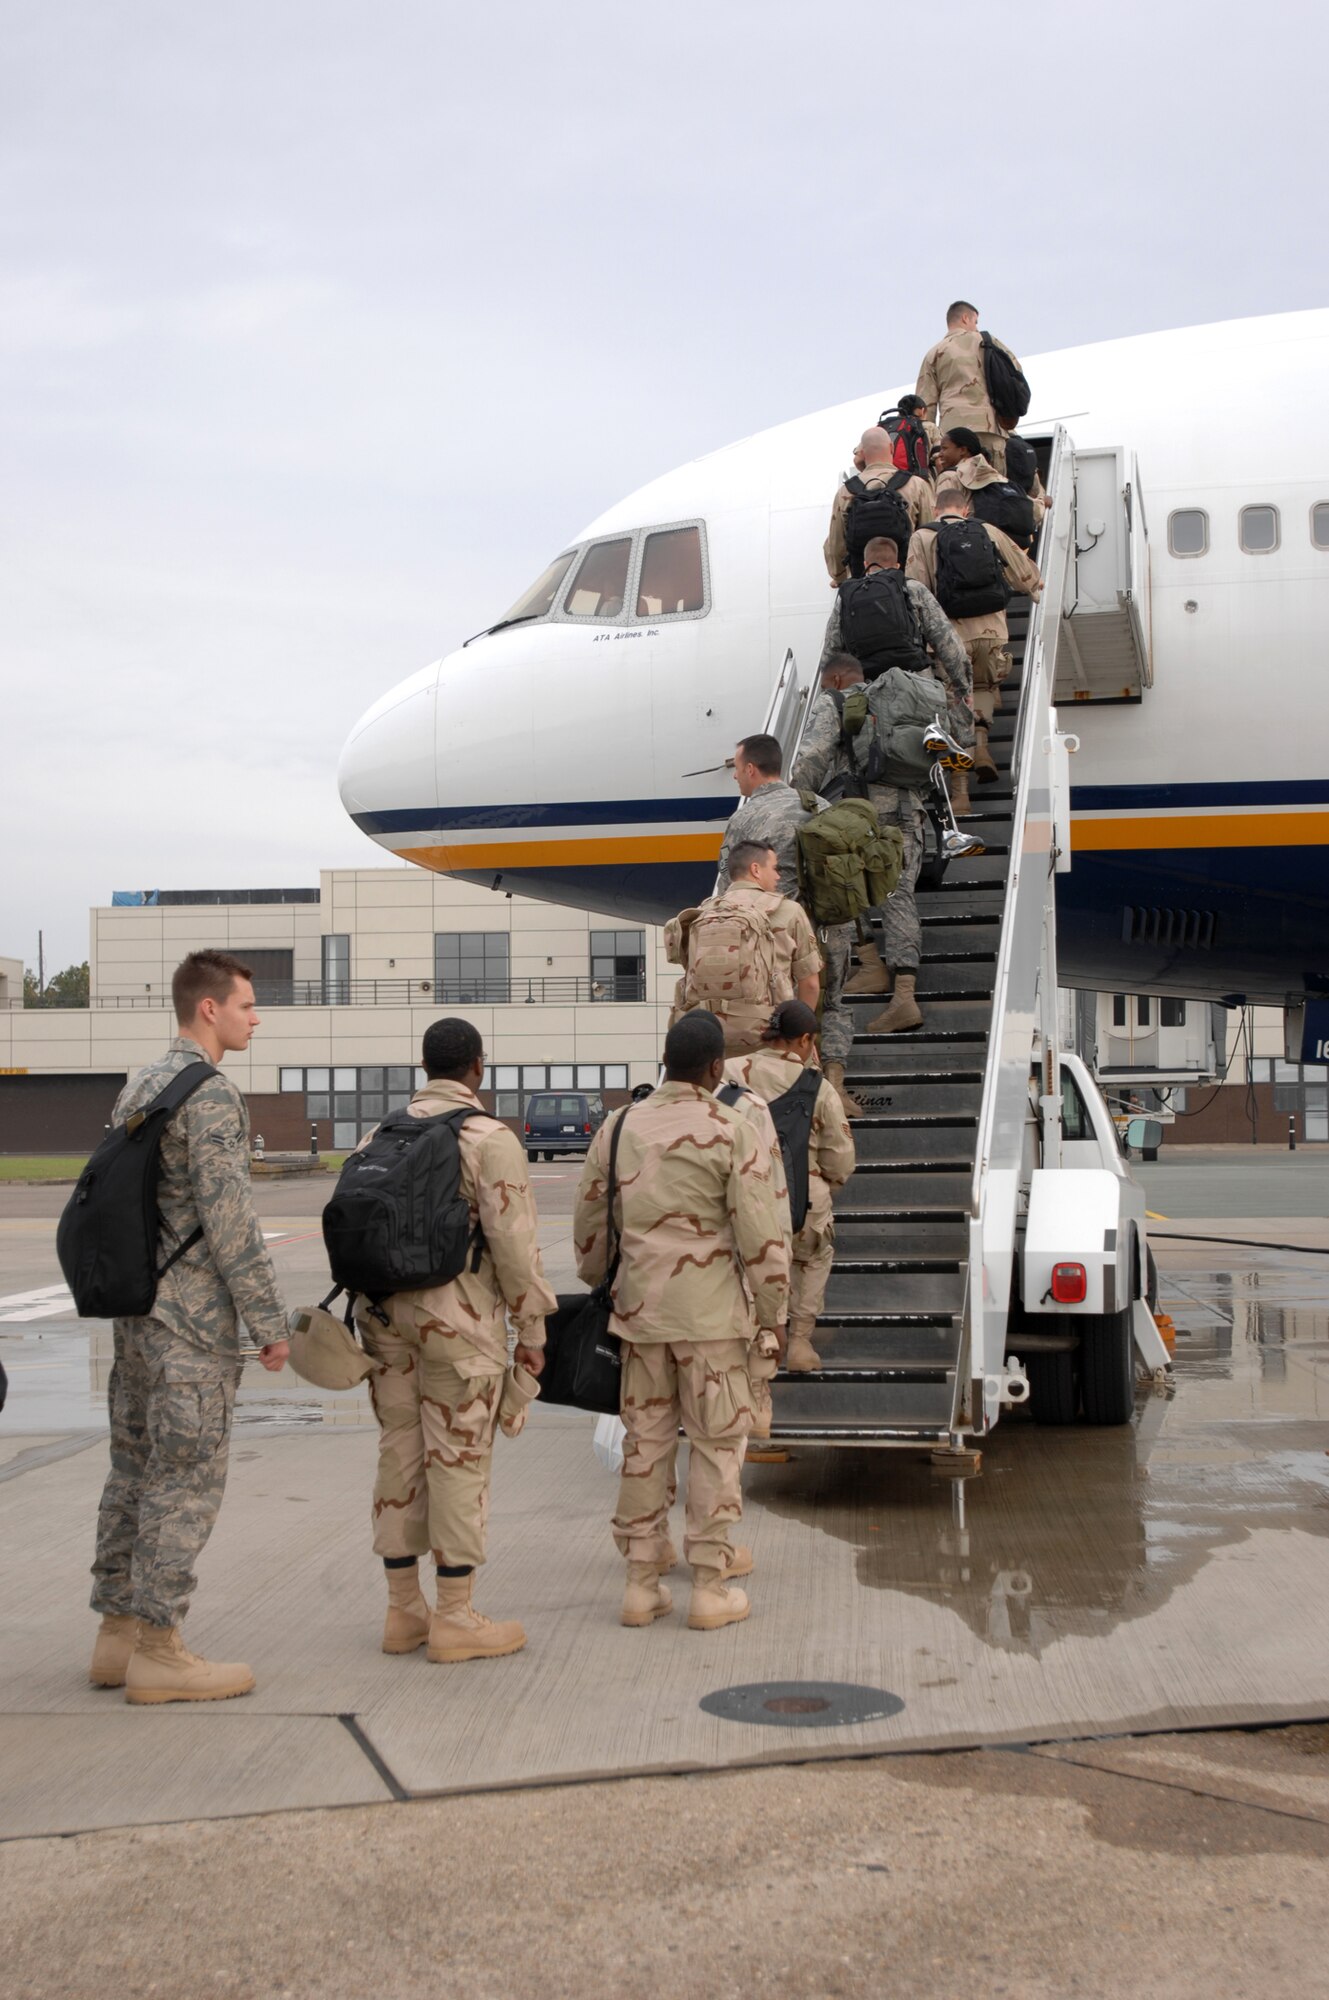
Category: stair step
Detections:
[
  {"x1": 772, "y1": 1376, "x2": 956, "y2": 1432},
  {"x1": 845, "y1": 1079, "x2": 982, "y2": 1116},
  {"x1": 914, "y1": 963, "x2": 996, "y2": 996},
  {"x1": 824, "y1": 1270, "x2": 966, "y2": 1315},
  {"x1": 833, "y1": 1218, "x2": 971, "y2": 1257},
  {"x1": 808, "y1": 1323, "x2": 962, "y2": 1367},
  {"x1": 933, "y1": 852, "x2": 1013, "y2": 884},
  {"x1": 852, "y1": 1129, "x2": 976, "y2": 1165},
  {"x1": 850, "y1": 996, "x2": 994, "y2": 1035}
]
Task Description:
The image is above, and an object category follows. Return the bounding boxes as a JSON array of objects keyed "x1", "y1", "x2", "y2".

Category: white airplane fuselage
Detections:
[{"x1": 339, "y1": 310, "x2": 1329, "y2": 1009}]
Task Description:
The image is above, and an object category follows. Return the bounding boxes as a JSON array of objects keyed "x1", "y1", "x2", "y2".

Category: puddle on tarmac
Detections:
[{"x1": 747, "y1": 1255, "x2": 1329, "y2": 1657}]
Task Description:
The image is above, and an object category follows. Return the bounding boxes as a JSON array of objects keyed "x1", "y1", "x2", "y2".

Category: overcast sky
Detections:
[{"x1": 4, "y1": 0, "x2": 1325, "y2": 970}]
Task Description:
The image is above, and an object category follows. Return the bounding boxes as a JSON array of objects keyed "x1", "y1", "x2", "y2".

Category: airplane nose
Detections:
[{"x1": 338, "y1": 659, "x2": 440, "y2": 820}]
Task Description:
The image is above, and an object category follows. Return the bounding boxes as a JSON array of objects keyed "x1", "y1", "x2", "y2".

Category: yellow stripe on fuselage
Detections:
[
  {"x1": 396, "y1": 832, "x2": 724, "y2": 872},
  {"x1": 1071, "y1": 811, "x2": 1329, "y2": 852}
]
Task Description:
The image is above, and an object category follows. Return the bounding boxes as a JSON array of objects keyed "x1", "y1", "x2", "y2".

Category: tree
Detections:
[{"x1": 25, "y1": 961, "x2": 90, "y2": 1008}]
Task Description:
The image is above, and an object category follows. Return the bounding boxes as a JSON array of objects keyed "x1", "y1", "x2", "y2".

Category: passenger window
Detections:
[
  {"x1": 500, "y1": 552, "x2": 575, "y2": 624},
  {"x1": 1167, "y1": 508, "x2": 1208, "y2": 557},
  {"x1": 637, "y1": 525, "x2": 705, "y2": 617},
  {"x1": 563, "y1": 538, "x2": 631, "y2": 619},
  {"x1": 1239, "y1": 504, "x2": 1279, "y2": 553},
  {"x1": 1311, "y1": 502, "x2": 1329, "y2": 550},
  {"x1": 1061, "y1": 1069, "x2": 1092, "y2": 1141}
]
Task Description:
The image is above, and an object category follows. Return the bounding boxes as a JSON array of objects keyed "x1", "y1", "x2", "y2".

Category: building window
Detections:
[
  {"x1": 1111, "y1": 994, "x2": 1127, "y2": 1028},
  {"x1": 590, "y1": 928, "x2": 646, "y2": 1001},
  {"x1": 1312, "y1": 502, "x2": 1329, "y2": 551},
  {"x1": 636, "y1": 525, "x2": 706, "y2": 617},
  {"x1": 1167, "y1": 508, "x2": 1208, "y2": 557},
  {"x1": 1238, "y1": 504, "x2": 1279, "y2": 553},
  {"x1": 280, "y1": 1068, "x2": 304, "y2": 1092},
  {"x1": 562, "y1": 538, "x2": 632, "y2": 620},
  {"x1": 321, "y1": 934, "x2": 350, "y2": 1004},
  {"x1": 435, "y1": 932, "x2": 511, "y2": 1003},
  {"x1": 1159, "y1": 998, "x2": 1186, "y2": 1027},
  {"x1": 244, "y1": 948, "x2": 295, "y2": 1001},
  {"x1": 1136, "y1": 996, "x2": 1152, "y2": 1028}
]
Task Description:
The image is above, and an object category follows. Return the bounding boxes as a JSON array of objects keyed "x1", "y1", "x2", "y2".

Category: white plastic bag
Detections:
[{"x1": 592, "y1": 1412, "x2": 626, "y2": 1473}]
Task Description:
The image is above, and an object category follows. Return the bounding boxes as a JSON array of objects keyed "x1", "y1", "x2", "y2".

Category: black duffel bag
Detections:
[{"x1": 540, "y1": 1107, "x2": 630, "y2": 1416}]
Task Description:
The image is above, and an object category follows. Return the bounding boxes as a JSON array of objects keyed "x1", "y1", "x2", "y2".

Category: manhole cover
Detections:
[{"x1": 699, "y1": 1681, "x2": 905, "y2": 1730}]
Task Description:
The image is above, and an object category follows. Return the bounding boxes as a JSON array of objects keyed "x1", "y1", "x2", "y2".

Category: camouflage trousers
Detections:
[
  {"x1": 866, "y1": 786, "x2": 925, "y2": 974},
  {"x1": 614, "y1": 1338, "x2": 754, "y2": 1572},
  {"x1": 360, "y1": 1302, "x2": 502, "y2": 1571},
  {"x1": 789, "y1": 1182, "x2": 835, "y2": 1339},
  {"x1": 91, "y1": 1317, "x2": 241, "y2": 1628},
  {"x1": 967, "y1": 634, "x2": 1011, "y2": 728},
  {"x1": 819, "y1": 922, "x2": 855, "y2": 1068}
]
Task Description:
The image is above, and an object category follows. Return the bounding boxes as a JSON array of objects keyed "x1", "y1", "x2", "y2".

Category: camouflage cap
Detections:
[{"x1": 286, "y1": 1305, "x2": 379, "y2": 1391}]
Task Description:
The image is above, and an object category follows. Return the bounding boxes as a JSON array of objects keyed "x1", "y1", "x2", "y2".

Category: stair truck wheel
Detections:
[
  {"x1": 1080, "y1": 1307, "x2": 1136, "y2": 1426},
  {"x1": 1025, "y1": 1345, "x2": 1080, "y2": 1425},
  {"x1": 1146, "y1": 1244, "x2": 1159, "y2": 1314}
]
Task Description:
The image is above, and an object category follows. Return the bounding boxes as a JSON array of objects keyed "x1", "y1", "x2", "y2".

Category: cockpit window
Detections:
[
  {"x1": 563, "y1": 538, "x2": 632, "y2": 619},
  {"x1": 501, "y1": 552, "x2": 576, "y2": 624},
  {"x1": 637, "y1": 525, "x2": 705, "y2": 616}
]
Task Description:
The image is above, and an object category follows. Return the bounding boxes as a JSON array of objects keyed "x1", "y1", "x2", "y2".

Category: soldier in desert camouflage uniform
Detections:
[
  {"x1": 725, "y1": 999, "x2": 856, "y2": 1376},
  {"x1": 88, "y1": 951, "x2": 290, "y2": 1705},
  {"x1": 915, "y1": 301, "x2": 1026, "y2": 473},
  {"x1": 667, "y1": 841, "x2": 822, "y2": 1055},
  {"x1": 354, "y1": 1017, "x2": 556, "y2": 1665},
  {"x1": 824, "y1": 425, "x2": 935, "y2": 587},
  {"x1": 575, "y1": 1011, "x2": 790, "y2": 1633}
]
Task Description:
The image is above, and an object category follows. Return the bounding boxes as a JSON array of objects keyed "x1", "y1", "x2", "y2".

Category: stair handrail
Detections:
[{"x1": 959, "y1": 425, "x2": 1076, "y2": 1432}]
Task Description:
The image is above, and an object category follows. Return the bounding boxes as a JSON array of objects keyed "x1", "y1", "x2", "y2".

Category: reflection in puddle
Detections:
[{"x1": 749, "y1": 1257, "x2": 1329, "y2": 1658}]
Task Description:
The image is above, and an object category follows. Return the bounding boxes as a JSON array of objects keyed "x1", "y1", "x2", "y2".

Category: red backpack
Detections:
[{"x1": 880, "y1": 407, "x2": 931, "y2": 479}]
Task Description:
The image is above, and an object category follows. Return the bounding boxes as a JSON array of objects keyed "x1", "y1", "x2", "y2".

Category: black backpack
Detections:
[
  {"x1": 927, "y1": 518, "x2": 1009, "y2": 620},
  {"x1": 321, "y1": 1108, "x2": 485, "y2": 1304},
  {"x1": 837, "y1": 569, "x2": 929, "y2": 680},
  {"x1": 1003, "y1": 432, "x2": 1038, "y2": 494},
  {"x1": 719, "y1": 1067, "x2": 821, "y2": 1232},
  {"x1": 843, "y1": 475, "x2": 913, "y2": 578},
  {"x1": 879, "y1": 408, "x2": 931, "y2": 478},
  {"x1": 971, "y1": 479, "x2": 1036, "y2": 552},
  {"x1": 57, "y1": 1061, "x2": 220, "y2": 1318},
  {"x1": 980, "y1": 331, "x2": 1031, "y2": 429}
]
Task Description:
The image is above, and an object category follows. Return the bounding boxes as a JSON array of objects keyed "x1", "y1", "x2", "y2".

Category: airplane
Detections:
[{"x1": 338, "y1": 308, "x2": 1329, "y2": 1020}]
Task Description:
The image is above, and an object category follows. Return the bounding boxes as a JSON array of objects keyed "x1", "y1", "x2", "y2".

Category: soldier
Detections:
[
  {"x1": 824, "y1": 426, "x2": 934, "y2": 586},
  {"x1": 791, "y1": 652, "x2": 873, "y2": 1117},
  {"x1": 716, "y1": 732, "x2": 810, "y2": 898},
  {"x1": 669, "y1": 840, "x2": 821, "y2": 1054},
  {"x1": 819, "y1": 534, "x2": 973, "y2": 721},
  {"x1": 88, "y1": 950, "x2": 290, "y2": 1705},
  {"x1": 908, "y1": 485, "x2": 1043, "y2": 787},
  {"x1": 575, "y1": 1010, "x2": 790, "y2": 1632},
  {"x1": 916, "y1": 301, "x2": 1026, "y2": 474},
  {"x1": 936, "y1": 427, "x2": 1036, "y2": 552},
  {"x1": 725, "y1": 1000, "x2": 856, "y2": 1376},
  {"x1": 354, "y1": 1017, "x2": 555, "y2": 1663}
]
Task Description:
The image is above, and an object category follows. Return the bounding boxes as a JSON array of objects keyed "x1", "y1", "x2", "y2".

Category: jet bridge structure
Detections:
[{"x1": 770, "y1": 428, "x2": 1169, "y2": 1449}]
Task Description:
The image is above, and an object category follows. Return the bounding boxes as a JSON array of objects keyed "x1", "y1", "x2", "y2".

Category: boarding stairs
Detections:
[{"x1": 772, "y1": 428, "x2": 1084, "y2": 1446}]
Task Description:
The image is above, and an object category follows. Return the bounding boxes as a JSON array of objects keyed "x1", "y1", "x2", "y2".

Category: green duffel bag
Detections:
[{"x1": 796, "y1": 793, "x2": 905, "y2": 928}]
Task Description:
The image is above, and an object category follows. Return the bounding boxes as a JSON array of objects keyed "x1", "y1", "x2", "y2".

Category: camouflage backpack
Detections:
[
  {"x1": 795, "y1": 793, "x2": 904, "y2": 928},
  {"x1": 859, "y1": 668, "x2": 950, "y2": 791},
  {"x1": 677, "y1": 894, "x2": 785, "y2": 1014}
]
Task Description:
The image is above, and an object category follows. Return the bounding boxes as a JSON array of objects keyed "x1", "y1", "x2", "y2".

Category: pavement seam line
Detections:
[
  {"x1": 1023, "y1": 1745, "x2": 1329, "y2": 1830},
  {"x1": 0, "y1": 1434, "x2": 106, "y2": 1483},
  {"x1": 338, "y1": 1713, "x2": 411, "y2": 1802}
]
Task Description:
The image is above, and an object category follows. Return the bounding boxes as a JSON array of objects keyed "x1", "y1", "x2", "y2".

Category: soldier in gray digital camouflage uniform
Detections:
[{"x1": 87, "y1": 951, "x2": 290, "y2": 1705}]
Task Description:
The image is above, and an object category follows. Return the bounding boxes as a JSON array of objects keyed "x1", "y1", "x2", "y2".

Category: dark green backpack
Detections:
[
  {"x1": 861, "y1": 668, "x2": 949, "y2": 790},
  {"x1": 796, "y1": 793, "x2": 904, "y2": 928}
]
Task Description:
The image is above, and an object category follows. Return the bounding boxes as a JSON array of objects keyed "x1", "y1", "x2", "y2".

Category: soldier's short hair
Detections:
[
  {"x1": 736, "y1": 732, "x2": 782, "y2": 776},
  {"x1": 422, "y1": 1016, "x2": 484, "y2": 1079},
  {"x1": 935, "y1": 484, "x2": 970, "y2": 512},
  {"x1": 820, "y1": 652, "x2": 861, "y2": 683},
  {"x1": 171, "y1": 949, "x2": 252, "y2": 1022},
  {"x1": 728, "y1": 840, "x2": 775, "y2": 880},
  {"x1": 862, "y1": 535, "x2": 901, "y2": 567},
  {"x1": 664, "y1": 1010, "x2": 725, "y2": 1082},
  {"x1": 762, "y1": 998, "x2": 819, "y2": 1044},
  {"x1": 946, "y1": 299, "x2": 978, "y2": 325}
]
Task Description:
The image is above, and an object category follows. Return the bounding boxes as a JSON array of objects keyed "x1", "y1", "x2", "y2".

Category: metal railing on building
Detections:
[{"x1": 14, "y1": 975, "x2": 649, "y2": 1010}]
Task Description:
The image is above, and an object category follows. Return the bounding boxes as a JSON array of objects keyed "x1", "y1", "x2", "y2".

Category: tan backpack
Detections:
[{"x1": 677, "y1": 894, "x2": 785, "y2": 1015}]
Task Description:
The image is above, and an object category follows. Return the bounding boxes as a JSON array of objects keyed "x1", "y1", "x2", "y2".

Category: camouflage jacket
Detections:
[
  {"x1": 359, "y1": 1078, "x2": 557, "y2": 1372},
  {"x1": 907, "y1": 516, "x2": 1043, "y2": 646},
  {"x1": 915, "y1": 328, "x2": 1023, "y2": 437},
  {"x1": 723, "y1": 1049, "x2": 857, "y2": 1193},
  {"x1": 823, "y1": 469, "x2": 936, "y2": 585},
  {"x1": 716, "y1": 779, "x2": 811, "y2": 898},
  {"x1": 574, "y1": 1083, "x2": 790, "y2": 1339},
  {"x1": 791, "y1": 685, "x2": 867, "y2": 798},
  {"x1": 112, "y1": 1037, "x2": 287, "y2": 1353},
  {"x1": 818, "y1": 574, "x2": 973, "y2": 711}
]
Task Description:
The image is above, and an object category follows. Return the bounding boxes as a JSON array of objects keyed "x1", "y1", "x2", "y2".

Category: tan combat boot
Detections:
[
  {"x1": 382, "y1": 1562, "x2": 430, "y2": 1655},
  {"x1": 722, "y1": 1545, "x2": 755, "y2": 1580},
  {"x1": 620, "y1": 1562, "x2": 673, "y2": 1627},
  {"x1": 89, "y1": 1613, "x2": 139, "y2": 1688},
  {"x1": 842, "y1": 940, "x2": 891, "y2": 996},
  {"x1": 824, "y1": 1060, "x2": 864, "y2": 1120},
  {"x1": 785, "y1": 1332, "x2": 822, "y2": 1372},
  {"x1": 973, "y1": 726, "x2": 999, "y2": 784},
  {"x1": 950, "y1": 769, "x2": 973, "y2": 817},
  {"x1": 688, "y1": 1568, "x2": 750, "y2": 1631},
  {"x1": 124, "y1": 1625, "x2": 255, "y2": 1704},
  {"x1": 660, "y1": 1536, "x2": 679, "y2": 1574},
  {"x1": 428, "y1": 1574, "x2": 526, "y2": 1663},
  {"x1": 867, "y1": 972, "x2": 923, "y2": 1035}
]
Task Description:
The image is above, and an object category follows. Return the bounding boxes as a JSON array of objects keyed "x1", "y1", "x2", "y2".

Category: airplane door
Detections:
[{"x1": 761, "y1": 648, "x2": 811, "y2": 771}]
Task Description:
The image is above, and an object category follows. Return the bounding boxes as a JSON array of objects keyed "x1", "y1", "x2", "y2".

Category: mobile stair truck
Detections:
[{"x1": 770, "y1": 427, "x2": 1173, "y2": 1462}]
